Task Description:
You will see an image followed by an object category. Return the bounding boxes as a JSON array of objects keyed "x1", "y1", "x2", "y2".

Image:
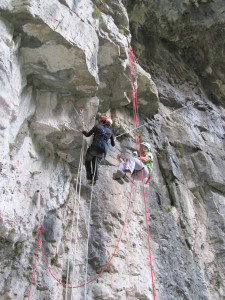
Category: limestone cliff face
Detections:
[{"x1": 0, "y1": 1, "x2": 224, "y2": 300}]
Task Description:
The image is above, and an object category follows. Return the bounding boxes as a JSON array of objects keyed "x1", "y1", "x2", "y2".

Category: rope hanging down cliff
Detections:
[
  {"x1": 28, "y1": 178, "x2": 135, "y2": 298},
  {"x1": 28, "y1": 109, "x2": 135, "y2": 299},
  {"x1": 128, "y1": 47, "x2": 156, "y2": 300},
  {"x1": 84, "y1": 160, "x2": 98, "y2": 300},
  {"x1": 65, "y1": 137, "x2": 85, "y2": 299},
  {"x1": 28, "y1": 48, "x2": 156, "y2": 299}
]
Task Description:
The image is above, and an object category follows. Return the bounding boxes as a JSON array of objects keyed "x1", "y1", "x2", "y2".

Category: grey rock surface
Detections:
[{"x1": 0, "y1": 0, "x2": 224, "y2": 300}]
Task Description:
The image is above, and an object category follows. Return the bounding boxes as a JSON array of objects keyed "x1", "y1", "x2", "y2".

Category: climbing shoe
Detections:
[
  {"x1": 113, "y1": 177, "x2": 124, "y2": 184},
  {"x1": 123, "y1": 175, "x2": 130, "y2": 183},
  {"x1": 113, "y1": 171, "x2": 130, "y2": 184},
  {"x1": 113, "y1": 170, "x2": 125, "y2": 180}
]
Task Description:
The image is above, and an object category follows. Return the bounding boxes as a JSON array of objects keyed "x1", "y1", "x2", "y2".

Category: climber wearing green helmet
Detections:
[
  {"x1": 113, "y1": 142, "x2": 153, "y2": 184},
  {"x1": 82, "y1": 116, "x2": 115, "y2": 185}
]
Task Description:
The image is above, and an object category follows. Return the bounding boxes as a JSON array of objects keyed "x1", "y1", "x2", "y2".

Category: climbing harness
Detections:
[{"x1": 131, "y1": 166, "x2": 151, "y2": 185}]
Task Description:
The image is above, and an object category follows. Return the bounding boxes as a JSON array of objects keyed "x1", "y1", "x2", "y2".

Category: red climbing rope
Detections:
[
  {"x1": 128, "y1": 47, "x2": 156, "y2": 300},
  {"x1": 28, "y1": 47, "x2": 155, "y2": 299},
  {"x1": 28, "y1": 225, "x2": 43, "y2": 300},
  {"x1": 28, "y1": 178, "x2": 134, "y2": 296},
  {"x1": 128, "y1": 48, "x2": 139, "y2": 146}
]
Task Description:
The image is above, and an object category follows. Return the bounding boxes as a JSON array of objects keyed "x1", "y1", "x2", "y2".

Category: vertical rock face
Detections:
[{"x1": 0, "y1": 1, "x2": 224, "y2": 300}]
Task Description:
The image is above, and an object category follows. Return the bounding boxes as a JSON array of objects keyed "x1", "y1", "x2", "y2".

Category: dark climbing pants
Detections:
[{"x1": 85, "y1": 145, "x2": 104, "y2": 181}]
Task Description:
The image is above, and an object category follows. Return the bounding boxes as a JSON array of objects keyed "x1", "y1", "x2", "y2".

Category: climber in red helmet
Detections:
[{"x1": 82, "y1": 116, "x2": 115, "y2": 185}]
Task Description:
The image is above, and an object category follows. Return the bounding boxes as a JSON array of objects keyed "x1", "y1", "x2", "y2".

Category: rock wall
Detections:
[{"x1": 0, "y1": 1, "x2": 224, "y2": 300}]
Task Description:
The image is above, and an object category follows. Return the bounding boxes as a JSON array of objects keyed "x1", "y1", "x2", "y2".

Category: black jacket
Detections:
[{"x1": 83, "y1": 125, "x2": 115, "y2": 153}]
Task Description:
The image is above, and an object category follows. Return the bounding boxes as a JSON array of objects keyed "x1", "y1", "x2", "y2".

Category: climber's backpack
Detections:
[{"x1": 92, "y1": 125, "x2": 112, "y2": 154}]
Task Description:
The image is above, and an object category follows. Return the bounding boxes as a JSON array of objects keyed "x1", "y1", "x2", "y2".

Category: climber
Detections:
[
  {"x1": 113, "y1": 142, "x2": 153, "y2": 184},
  {"x1": 82, "y1": 116, "x2": 115, "y2": 185}
]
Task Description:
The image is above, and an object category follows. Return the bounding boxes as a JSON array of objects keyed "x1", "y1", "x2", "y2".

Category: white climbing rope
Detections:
[
  {"x1": 115, "y1": 100, "x2": 199, "y2": 138},
  {"x1": 84, "y1": 158, "x2": 97, "y2": 300},
  {"x1": 65, "y1": 138, "x2": 85, "y2": 300},
  {"x1": 70, "y1": 140, "x2": 85, "y2": 300}
]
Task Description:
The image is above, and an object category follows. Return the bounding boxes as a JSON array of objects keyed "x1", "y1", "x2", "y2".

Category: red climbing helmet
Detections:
[{"x1": 99, "y1": 116, "x2": 113, "y2": 127}]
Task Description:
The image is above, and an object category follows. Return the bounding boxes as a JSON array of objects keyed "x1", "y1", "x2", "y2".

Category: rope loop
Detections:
[
  {"x1": 28, "y1": 178, "x2": 135, "y2": 294},
  {"x1": 28, "y1": 46, "x2": 156, "y2": 300}
]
